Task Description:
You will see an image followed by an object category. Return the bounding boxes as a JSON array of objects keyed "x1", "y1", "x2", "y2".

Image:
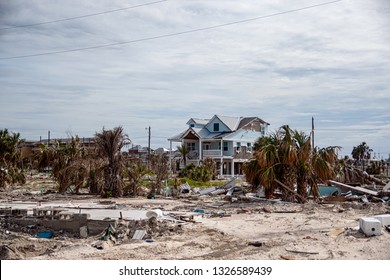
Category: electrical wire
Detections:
[
  {"x1": 0, "y1": 0, "x2": 168, "y2": 31},
  {"x1": 0, "y1": 0, "x2": 342, "y2": 60}
]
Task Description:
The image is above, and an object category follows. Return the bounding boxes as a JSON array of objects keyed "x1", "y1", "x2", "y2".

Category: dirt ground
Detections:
[{"x1": 1, "y1": 178, "x2": 390, "y2": 260}]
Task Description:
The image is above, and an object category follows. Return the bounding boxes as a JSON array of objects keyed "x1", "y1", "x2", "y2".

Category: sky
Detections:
[{"x1": 1, "y1": 0, "x2": 389, "y2": 158}]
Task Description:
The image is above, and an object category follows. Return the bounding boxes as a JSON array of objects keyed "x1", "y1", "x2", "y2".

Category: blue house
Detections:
[{"x1": 168, "y1": 115, "x2": 269, "y2": 177}]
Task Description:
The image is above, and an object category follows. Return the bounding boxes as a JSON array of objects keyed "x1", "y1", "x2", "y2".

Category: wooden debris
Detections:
[
  {"x1": 280, "y1": 255, "x2": 296, "y2": 260},
  {"x1": 285, "y1": 249, "x2": 319, "y2": 255},
  {"x1": 328, "y1": 180, "x2": 379, "y2": 196},
  {"x1": 248, "y1": 241, "x2": 264, "y2": 247},
  {"x1": 326, "y1": 228, "x2": 345, "y2": 237},
  {"x1": 303, "y1": 236, "x2": 318, "y2": 241}
]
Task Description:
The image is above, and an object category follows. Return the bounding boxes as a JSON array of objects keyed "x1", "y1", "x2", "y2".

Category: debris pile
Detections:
[{"x1": 92, "y1": 215, "x2": 184, "y2": 249}]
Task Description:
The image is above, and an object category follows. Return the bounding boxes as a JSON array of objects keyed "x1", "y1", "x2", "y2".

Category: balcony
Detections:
[{"x1": 203, "y1": 149, "x2": 223, "y2": 157}]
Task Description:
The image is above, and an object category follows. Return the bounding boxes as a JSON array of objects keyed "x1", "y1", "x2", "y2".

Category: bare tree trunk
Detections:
[{"x1": 275, "y1": 179, "x2": 307, "y2": 203}]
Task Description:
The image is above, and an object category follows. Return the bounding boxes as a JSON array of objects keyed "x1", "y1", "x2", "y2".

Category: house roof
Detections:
[
  {"x1": 212, "y1": 115, "x2": 269, "y2": 131},
  {"x1": 169, "y1": 115, "x2": 269, "y2": 142},
  {"x1": 186, "y1": 118, "x2": 209, "y2": 126},
  {"x1": 212, "y1": 115, "x2": 241, "y2": 131},
  {"x1": 238, "y1": 117, "x2": 270, "y2": 129}
]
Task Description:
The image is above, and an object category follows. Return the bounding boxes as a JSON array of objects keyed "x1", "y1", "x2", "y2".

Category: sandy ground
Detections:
[{"x1": 1, "y1": 178, "x2": 390, "y2": 260}]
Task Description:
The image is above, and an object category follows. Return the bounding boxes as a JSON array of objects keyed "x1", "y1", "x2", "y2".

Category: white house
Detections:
[{"x1": 168, "y1": 115, "x2": 269, "y2": 177}]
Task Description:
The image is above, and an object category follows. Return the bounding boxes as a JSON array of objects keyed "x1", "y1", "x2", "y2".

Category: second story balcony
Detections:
[{"x1": 203, "y1": 149, "x2": 223, "y2": 157}]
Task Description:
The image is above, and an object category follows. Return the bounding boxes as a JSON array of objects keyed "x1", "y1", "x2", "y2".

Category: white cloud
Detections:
[{"x1": 1, "y1": 0, "x2": 389, "y2": 157}]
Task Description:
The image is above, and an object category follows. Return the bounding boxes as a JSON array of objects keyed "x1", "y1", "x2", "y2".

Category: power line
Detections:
[
  {"x1": 0, "y1": 0, "x2": 342, "y2": 60},
  {"x1": 0, "y1": 0, "x2": 168, "y2": 31}
]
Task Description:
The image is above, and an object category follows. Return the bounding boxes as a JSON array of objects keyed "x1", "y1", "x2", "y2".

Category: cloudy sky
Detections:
[{"x1": 1, "y1": 0, "x2": 389, "y2": 158}]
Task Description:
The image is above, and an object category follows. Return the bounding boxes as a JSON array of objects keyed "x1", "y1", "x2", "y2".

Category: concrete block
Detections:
[
  {"x1": 359, "y1": 217, "x2": 382, "y2": 236},
  {"x1": 80, "y1": 226, "x2": 88, "y2": 238},
  {"x1": 372, "y1": 214, "x2": 390, "y2": 227}
]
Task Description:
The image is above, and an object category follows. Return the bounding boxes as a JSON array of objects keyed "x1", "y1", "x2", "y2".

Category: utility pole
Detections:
[
  {"x1": 147, "y1": 126, "x2": 151, "y2": 168},
  {"x1": 48, "y1": 130, "x2": 50, "y2": 147},
  {"x1": 311, "y1": 117, "x2": 315, "y2": 150}
]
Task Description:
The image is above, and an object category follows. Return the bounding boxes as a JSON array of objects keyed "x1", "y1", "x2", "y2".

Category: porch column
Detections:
[
  {"x1": 199, "y1": 139, "x2": 202, "y2": 163},
  {"x1": 169, "y1": 140, "x2": 173, "y2": 175},
  {"x1": 220, "y1": 139, "x2": 223, "y2": 177}
]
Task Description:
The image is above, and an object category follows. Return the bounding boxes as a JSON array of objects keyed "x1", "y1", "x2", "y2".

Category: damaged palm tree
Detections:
[
  {"x1": 0, "y1": 129, "x2": 25, "y2": 189},
  {"x1": 40, "y1": 136, "x2": 87, "y2": 193},
  {"x1": 149, "y1": 153, "x2": 169, "y2": 196},
  {"x1": 247, "y1": 125, "x2": 339, "y2": 203},
  {"x1": 95, "y1": 126, "x2": 131, "y2": 198}
]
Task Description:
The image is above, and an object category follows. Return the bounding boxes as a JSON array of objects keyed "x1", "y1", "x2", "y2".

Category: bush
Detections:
[{"x1": 179, "y1": 163, "x2": 196, "y2": 177}]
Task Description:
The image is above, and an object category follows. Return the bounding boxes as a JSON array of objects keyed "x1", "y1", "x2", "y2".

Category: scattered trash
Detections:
[
  {"x1": 180, "y1": 182, "x2": 191, "y2": 194},
  {"x1": 383, "y1": 181, "x2": 390, "y2": 191},
  {"x1": 145, "y1": 239, "x2": 153, "y2": 243},
  {"x1": 326, "y1": 228, "x2": 345, "y2": 237},
  {"x1": 248, "y1": 241, "x2": 264, "y2": 247},
  {"x1": 318, "y1": 185, "x2": 342, "y2": 197},
  {"x1": 360, "y1": 195, "x2": 369, "y2": 203},
  {"x1": 226, "y1": 186, "x2": 243, "y2": 196},
  {"x1": 132, "y1": 230, "x2": 147, "y2": 240},
  {"x1": 217, "y1": 210, "x2": 225, "y2": 217},
  {"x1": 100, "y1": 224, "x2": 116, "y2": 241},
  {"x1": 146, "y1": 209, "x2": 163, "y2": 219},
  {"x1": 37, "y1": 231, "x2": 53, "y2": 239},
  {"x1": 193, "y1": 209, "x2": 205, "y2": 214},
  {"x1": 261, "y1": 207, "x2": 271, "y2": 213},
  {"x1": 199, "y1": 187, "x2": 216, "y2": 195},
  {"x1": 303, "y1": 236, "x2": 318, "y2": 240}
]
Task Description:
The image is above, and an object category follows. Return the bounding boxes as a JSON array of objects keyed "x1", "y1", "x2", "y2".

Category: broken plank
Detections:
[
  {"x1": 285, "y1": 249, "x2": 319, "y2": 255},
  {"x1": 328, "y1": 180, "x2": 378, "y2": 196}
]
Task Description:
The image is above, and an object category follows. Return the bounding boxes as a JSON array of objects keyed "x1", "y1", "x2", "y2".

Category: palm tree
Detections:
[
  {"x1": 149, "y1": 153, "x2": 169, "y2": 195},
  {"x1": 95, "y1": 126, "x2": 131, "y2": 197},
  {"x1": 351, "y1": 142, "x2": 372, "y2": 172},
  {"x1": 248, "y1": 125, "x2": 339, "y2": 202},
  {"x1": 294, "y1": 130, "x2": 312, "y2": 199},
  {"x1": 124, "y1": 157, "x2": 148, "y2": 196},
  {"x1": 177, "y1": 144, "x2": 189, "y2": 167},
  {"x1": 242, "y1": 159, "x2": 262, "y2": 192},
  {"x1": 0, "y1": 129, "x2": 26, "y2": 189},
  {"x1": 43, "y1": 136, "x2": 87, "y2": 193},
  {"x1": 254, "y1": 126, "x2": 297, "y2": 200}
]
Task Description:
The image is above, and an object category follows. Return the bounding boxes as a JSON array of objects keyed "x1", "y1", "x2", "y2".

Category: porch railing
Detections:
[{"x1": 203, "y1": 149, "x2": 223, "y2": 157}]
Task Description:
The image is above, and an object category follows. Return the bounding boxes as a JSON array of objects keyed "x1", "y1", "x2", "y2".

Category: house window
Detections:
[
  {"x1": 247, "y1": 142, "x2": 252, "y2": 151},
  {"x1": 186, "y1": 142, "x2": 195, "y2": 151},
  {"x1": 236, "y1": 142, "x2": 241, "y2": 152},
  {"x1": 223, "y1": 141, "x2": 228, "y2": 151},
  {"x1": 213, "y1": 123, "x2": 219, "y2": 132},
  {"x1": 190, "y1": 124, "x2": 194, "y2": 128}
]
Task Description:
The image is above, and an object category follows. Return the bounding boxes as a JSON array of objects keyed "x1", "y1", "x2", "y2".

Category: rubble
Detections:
[{"x1": 0, "y1": 175, "x2": 390, "y2": 260}]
